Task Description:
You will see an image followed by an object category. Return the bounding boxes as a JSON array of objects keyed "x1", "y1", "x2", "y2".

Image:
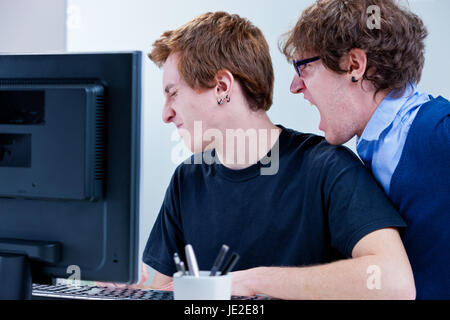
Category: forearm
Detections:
[{"x1": 243, "y1": 255, "x2": 415, "y2": 300}]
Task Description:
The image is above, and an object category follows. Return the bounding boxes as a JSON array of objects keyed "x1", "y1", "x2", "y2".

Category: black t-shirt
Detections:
[{"x1": 143, "y1": 126, "x2": 406, "y2": 277}]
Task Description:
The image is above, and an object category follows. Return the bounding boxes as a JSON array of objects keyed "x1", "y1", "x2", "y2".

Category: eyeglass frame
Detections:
[{"x1": 293, "y1": 56, "x2": 320, "y2": 77}]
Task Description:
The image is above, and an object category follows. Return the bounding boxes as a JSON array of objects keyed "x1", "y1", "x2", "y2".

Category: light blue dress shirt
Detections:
[{"x1": 356, "y1": 84, "x2": 431, "y2": 195}]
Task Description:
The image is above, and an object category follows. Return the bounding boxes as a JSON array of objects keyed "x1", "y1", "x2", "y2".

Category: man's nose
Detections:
[
  {"x1": 290, "y1": 75, "x2": 306, "y2": 94},
  {"x1": 162, "y1": 104, "x2": 175, "y2": 124}
]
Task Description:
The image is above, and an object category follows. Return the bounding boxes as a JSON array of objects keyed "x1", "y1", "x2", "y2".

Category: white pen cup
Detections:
[{"x1": 173, "y1": 271, "x2": 232, "y2": 300}]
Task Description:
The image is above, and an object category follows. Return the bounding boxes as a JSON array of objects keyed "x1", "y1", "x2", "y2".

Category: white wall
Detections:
[
  {"x1": 65, "y1": 0, "x2": 450, "y2": 281},
  {"x1": 0, "y1": 0, "x2": 66, "y2": 53}
]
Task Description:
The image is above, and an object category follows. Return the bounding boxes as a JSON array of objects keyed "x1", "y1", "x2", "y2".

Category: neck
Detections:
[
  {"x1": 214, "y1": 111, "x2": 281, "y2": 170},
  {"x1": 355, "y1": 89, "x2": 390, "y2": 138}
]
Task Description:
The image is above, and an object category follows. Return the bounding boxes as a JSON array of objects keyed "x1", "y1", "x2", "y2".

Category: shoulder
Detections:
[
  {"x1": 415, "y1": 96, "x2": 449, "y2": 126},
  {"x1": 170, "y1": 152, "x2": 213, "y2": 185},
  {"x1": 410, "y1": 96, "x2": 450, "y2": 150},
  {"x1": 161, "y1": 155, "x2": 208, "y2": 205},
  {"x1": 280, "y1": 126, "x2": 364, "y2": 170}
]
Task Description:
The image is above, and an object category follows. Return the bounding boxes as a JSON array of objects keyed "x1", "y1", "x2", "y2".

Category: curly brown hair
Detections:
[
  {"x1": 149, "y1": 12, "x2": 274, "y2": 111},
  {"x1": 280, "y1": 0, "x2": 428, "y2": 97}
]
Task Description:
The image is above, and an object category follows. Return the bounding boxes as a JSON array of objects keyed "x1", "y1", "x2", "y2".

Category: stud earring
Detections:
[{"x1": 351, "y1": 76, "x2": 358, "y2": 83}]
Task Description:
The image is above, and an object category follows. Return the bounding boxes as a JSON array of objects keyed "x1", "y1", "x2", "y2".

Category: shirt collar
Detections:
[{"x1": 358, "y1": 84, "x2": 418, "y2": 143}]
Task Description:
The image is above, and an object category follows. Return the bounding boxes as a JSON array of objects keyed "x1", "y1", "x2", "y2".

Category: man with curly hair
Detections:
[{"x1": 282, "y1": 0, "x2": 449, "y2": 299}]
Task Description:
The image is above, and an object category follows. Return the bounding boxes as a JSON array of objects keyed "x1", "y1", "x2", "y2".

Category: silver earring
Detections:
[{"x1": 217, "y1": 98, "x2": 224, "y2": 105}]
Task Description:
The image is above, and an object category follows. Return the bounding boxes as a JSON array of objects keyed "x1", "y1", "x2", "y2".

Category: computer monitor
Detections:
[{"x1": 0, "y1": 52, "x2": 142, "y2": 299}]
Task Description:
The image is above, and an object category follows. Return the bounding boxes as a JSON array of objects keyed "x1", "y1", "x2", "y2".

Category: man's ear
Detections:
[
  {"x1": 346, "y1": 48, "x2": 368, "y2": 82},
  {"x1": 214, "y1": 69, "x2": 234, "y2": 100}
]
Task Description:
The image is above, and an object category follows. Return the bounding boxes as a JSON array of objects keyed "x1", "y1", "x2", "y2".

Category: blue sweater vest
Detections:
[{"x1": 389, "y1": 96, "x2": 450, "y2": 299}]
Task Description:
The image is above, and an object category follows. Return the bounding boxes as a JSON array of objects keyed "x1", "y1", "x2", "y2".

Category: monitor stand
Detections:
[
  {"x1": 0, "y1": 253, "x2": 33, "y2": 299},
  {"x1": 0, "y1": 239, "x2": 61, "y2": 300}
]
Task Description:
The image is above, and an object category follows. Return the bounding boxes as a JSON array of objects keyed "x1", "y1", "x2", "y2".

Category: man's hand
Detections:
[
  {"x1": 158, "y1": 281, "x2": 174, "y2": 291},
  {"x1": 96, "y1": 263, "x2": 151, "y2": 289},
  {"x1": 230, "y1": 268, "x2": 260, "y2": 297}
]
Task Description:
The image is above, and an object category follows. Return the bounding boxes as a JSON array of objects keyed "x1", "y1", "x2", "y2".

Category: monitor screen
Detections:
[{"x1": 0, "y1": 52, "x2": 142, "y2": 299}]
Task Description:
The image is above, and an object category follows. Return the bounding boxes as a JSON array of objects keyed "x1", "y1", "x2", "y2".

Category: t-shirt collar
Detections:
[{"x1": 213, "y1": 125, "x2": 288, "y2": 181}]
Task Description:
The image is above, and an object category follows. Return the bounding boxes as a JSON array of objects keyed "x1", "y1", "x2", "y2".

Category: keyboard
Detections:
[
  {"x1": 32, "y1": 283, "x2": 273, "y2": 300},
  {"x1": 32, "y1": 283, "x2": 173, "y2": 300}
]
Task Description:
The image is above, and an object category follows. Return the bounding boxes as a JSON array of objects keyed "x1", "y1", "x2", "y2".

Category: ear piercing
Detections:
[{"x1": 218, "y1": 94, "x2": 231, "y2": 105}]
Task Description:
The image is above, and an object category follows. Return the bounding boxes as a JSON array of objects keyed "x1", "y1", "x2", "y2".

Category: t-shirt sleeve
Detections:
[
  {"x1": 324, "y1": 147, "x2": 407, "y2": 258},
  {"x1": 142, "y1": 170, "x2": 185, "y2": 277}
]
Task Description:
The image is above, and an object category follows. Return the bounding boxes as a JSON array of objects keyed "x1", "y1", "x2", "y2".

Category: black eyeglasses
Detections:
[{"x1": 293, "y1": 56, "x2": 320, "y2": 77}]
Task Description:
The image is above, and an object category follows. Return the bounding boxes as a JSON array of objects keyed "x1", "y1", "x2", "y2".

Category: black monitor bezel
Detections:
[{"x1": 0, "y1": 52, "x2": 141, "y2": 285}]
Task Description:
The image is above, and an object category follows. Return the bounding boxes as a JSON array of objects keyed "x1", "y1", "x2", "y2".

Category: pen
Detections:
[
  {"x1": 185, "y1": 244, "x2": 200, "y2": 277},
  {"x1": 221, "y1": 252, "x2": 240, "y2": 276},
  {"x1": 209, "y1": 244, "x2": 229, "y2": 276},
  {"x1": 173, "y1": 252, "x2": 183, "y2": 273},
  {"x1": 179, "y1": 261, "x2": 187, "y2": 275}
]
